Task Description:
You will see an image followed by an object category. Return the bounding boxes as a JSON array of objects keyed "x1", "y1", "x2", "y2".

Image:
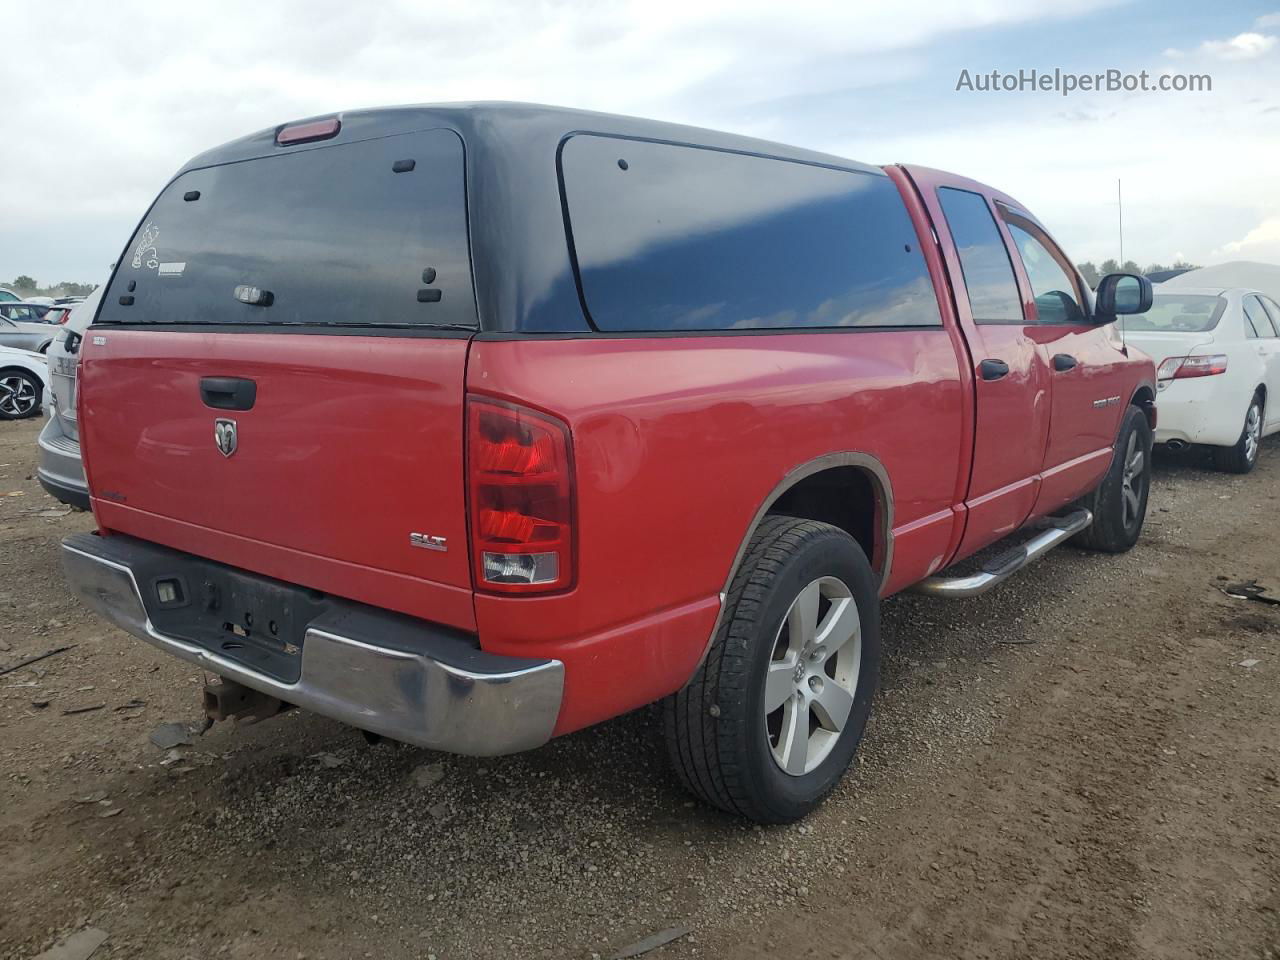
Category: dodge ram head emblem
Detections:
[{"x1": 214, "y1": 418, "x2": 238, "y2": 458}]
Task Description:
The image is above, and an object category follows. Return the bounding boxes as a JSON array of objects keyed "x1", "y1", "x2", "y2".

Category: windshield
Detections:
[
  {"x1": 95, "y1": 128, "x2": 476, "y2": 330},
  {"x1": 1126, "y1": 293, "x2": 1226, "y2": 333}
]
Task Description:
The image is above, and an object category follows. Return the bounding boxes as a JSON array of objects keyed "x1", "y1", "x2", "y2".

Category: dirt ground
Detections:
[{"x1": 1, "y1": 414, "x2": 1276, "y2": 960}]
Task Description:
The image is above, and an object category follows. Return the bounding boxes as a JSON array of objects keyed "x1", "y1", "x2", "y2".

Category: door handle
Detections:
[
  {"x1": 1052, "y1": 353, "x2": 1078, "y2": 372},
  {"x1": 200, "y1": 376, "x2": 257, "y2": 411},
  {"x1": 979, "y1": 359, "x2": 1010, "y2": 381}
]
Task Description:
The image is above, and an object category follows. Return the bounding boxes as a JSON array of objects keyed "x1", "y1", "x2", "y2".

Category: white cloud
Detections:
[
  {"x1": 1, "y1": 0, "x2": 1275, "y2": 280},
  {"x1": 1199, "y1": 32, "x2": 1277, "y2": 60},
  {"x1": 853, "y1": 35, "x2": 1280, "y2": 270},
  {"x1": 1163, "y1": 47, "x2": 1185, "y2": 58},
  {"x1": 3, "y1": 0, "x2": 1128, "y2": 282},
  {"x1": 1257, "y1": 12, "x2": 1280, "y2": 28},
  {"x1": 1219, "y1": 217, "x2": 1280, "y2": 260}
]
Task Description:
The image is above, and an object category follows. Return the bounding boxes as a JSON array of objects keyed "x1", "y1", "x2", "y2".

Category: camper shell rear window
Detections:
[{"x1": 95, "y1": 129, "x2": 476, "y2": 330}]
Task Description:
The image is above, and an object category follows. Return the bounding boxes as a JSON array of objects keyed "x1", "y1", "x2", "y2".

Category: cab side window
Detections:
[
  {"x1": 1001, "y1": 217, "x2": 1087, "y2": 325},
  {"x1": 936, "y1": 187, "x2": 1024, "y2": 323}
]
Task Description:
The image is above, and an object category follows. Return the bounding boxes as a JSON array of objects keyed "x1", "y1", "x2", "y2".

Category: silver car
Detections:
[
  {"x1": 36, "y1": 286, "x2": 101, "y2": 508},
  {"x1": 0, "y1": 305, "x2": 57, "y2": 352}
]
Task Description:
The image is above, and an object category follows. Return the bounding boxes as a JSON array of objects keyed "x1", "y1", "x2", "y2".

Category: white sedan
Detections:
[
  {"x1": 1125, "y1": 286, "x2": 1280, "y2": 473},
  {"x1": 0, "y1": 345, "x2": 51, "y2": 420}
]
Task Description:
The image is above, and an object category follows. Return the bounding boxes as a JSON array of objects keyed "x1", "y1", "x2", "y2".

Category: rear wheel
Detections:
[
  {"x1": 662, "y1": 516, "x2": 880, "y2": 823},
  {"x1": 1212, "y1": 393, "x2": 1263, "y2": 474},
  {"x1": 1076, "y1": 404, "x2": 1152, "y2": 553},
  {"x1": 0, "y1": 370, "x2": 42, "y2": 420}
]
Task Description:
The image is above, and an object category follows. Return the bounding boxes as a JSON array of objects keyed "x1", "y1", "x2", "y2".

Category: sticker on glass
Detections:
[{"x1": 131, "y1": 223, "x2": 160, "y2": 270}]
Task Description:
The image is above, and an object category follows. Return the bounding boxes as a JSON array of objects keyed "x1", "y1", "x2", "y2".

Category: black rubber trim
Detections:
[
  {"x1": 87, "y1": 323, "x2": 476, "y2": 339},
  {"x1": 472, "y1": 325, "x2": 951, "y2": 342},
  {"x1": 38, "y1": 474, "x2": 89, "y2": 511}
]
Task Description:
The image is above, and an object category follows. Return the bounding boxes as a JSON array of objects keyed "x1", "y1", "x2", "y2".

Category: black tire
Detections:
[
  {"x1": 662, "y1": 516, "x2": 881, "y2": 823},
  {"x1": 1211, "y1": 393, "x2": 1264, "y2": 475},
  {"x1": 1075, "y1": 404, "x2": 1152, "y2": 553},
  {"x1": 0, "y1": 369, "x2": 42, "y2": 421}
]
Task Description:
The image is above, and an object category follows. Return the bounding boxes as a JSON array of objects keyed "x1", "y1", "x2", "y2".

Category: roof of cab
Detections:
[{"x1": 178, "y1": 101, "x2": 884, "y2": 179}]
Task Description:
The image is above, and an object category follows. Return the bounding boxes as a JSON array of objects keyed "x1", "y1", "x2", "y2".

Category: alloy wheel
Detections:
[
  {"x1": 764, "y1": 576, "x2": 861, "y2": 776},
  {"x1": 0, "y1": 375, "x2": 37, "y2": 417},
  {"x1": 1244, "y1": 403, "x2": 1262, "y2": 464},
  {"x1": 1120, "y1": 430, "x2": 1146, "y2": 530}
]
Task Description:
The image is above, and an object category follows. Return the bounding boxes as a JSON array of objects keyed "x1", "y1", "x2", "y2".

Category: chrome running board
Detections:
[{"x1": 913, "y1": 508, "x2": 1093, "y2": 599}]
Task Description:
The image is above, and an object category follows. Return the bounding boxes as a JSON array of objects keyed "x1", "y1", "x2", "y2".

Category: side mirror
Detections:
[
  {"x1": 1095, "y1": 272, "x2": 1152, "y2": 319},
  {"x1": 1035, "y1": 290, "x2": 1086, "y2": 325}
]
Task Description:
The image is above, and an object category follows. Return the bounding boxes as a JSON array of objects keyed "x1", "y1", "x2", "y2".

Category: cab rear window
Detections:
[
  {"x1": 96, "y1": 129, "x2": 476, "y2": 330},
  {"x1": 560, "y1": 135, "x2": 941, "y2": 332}
]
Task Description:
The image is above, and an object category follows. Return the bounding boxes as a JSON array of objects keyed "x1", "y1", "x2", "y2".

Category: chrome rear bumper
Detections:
[{"x1": 61, "y1": 533, "x2": 564, "y2": 756}]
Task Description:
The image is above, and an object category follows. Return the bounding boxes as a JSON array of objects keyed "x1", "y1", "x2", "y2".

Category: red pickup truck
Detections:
[{"x1": 63, "y1": 104, "x2": 1156, "y2": 823}]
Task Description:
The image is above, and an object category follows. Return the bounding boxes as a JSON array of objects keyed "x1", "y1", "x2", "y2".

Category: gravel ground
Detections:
[{"x1": 0, "y1": 414, "x2": 1276, "y2": 959}]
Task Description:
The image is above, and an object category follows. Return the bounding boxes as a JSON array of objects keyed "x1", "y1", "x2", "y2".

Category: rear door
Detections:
[
  {"x1": 80, "y1": 127, "x2": 479, "y2": 629},
  {"x1": 908, "y1": 168, "x2": 1051, "y2": 556}
]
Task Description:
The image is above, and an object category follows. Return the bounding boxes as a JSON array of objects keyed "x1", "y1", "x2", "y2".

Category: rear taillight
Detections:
[
  {"x1": 1157, "y1": 354, "x2": 1228, "y2": 381},
  {"x1": 467, "y1": 398, "x2": 575, "y2": 593}
]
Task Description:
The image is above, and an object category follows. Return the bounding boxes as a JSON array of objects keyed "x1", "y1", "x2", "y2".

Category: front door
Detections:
[
  {"x1": 996, "y1": 206, "x2": 1130, "y2": 512},
  {"x1": 908, "y1": 168, "x2": 1051, "y2": 557}
]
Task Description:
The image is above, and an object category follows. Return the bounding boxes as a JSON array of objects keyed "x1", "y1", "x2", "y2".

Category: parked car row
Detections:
[
  {"x1": 14, "y1": 103, "x2": 1279, "y2": 825},
  {"x1": 0, "y1": 288, "x2": 97, "y2": 424},
  {"x1": 0, "y1": 300, "x2": 73, "y2": 322},
  {"x1": 1, "y1": 287, "x2": 84, "y2": 306},
  {"x1": 0, "y1": 304, "x2": 59, "y2": 354}
]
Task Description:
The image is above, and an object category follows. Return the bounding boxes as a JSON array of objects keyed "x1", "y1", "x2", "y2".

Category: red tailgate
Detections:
[
  {"x1": 79, "y1": 126, "x2": 479, "y2": 629},
  {"x1": 80, "y1": 331, "x2": 475, "y2": 629}
]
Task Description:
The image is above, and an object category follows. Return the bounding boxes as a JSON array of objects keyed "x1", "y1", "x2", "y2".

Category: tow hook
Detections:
[{"x1": 202, "y1": 678, "x2": 288, "y2": 726}]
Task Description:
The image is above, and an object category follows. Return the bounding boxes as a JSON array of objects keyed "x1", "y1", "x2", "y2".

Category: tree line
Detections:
[
  {"x1": 6, "y1": 275, "x2": 97, "y2": 298},
  {"x1": 1074, "y1": 259, "x2": 1200, "y2": 289}
]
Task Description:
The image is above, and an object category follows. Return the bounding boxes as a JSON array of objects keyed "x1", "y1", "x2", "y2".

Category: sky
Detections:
[{"x1": 3, "y1": 0, "x2": 1278, "y2": 286}]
